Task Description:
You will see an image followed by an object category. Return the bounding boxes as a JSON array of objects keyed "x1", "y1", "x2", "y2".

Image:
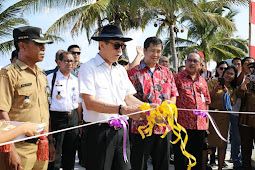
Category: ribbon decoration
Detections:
[
  {"x1": 193, "y1": 110, "x2": 227, "y2": 142},
  {"x1": 139, "y1": 101, "x2": 196, "y2": 170},
  {"x1": 108, "y1": 117, "x2": 129, "y2": 163},
  {"x1": 37, "y1": 129, "x2": 49, "y2": 161}
]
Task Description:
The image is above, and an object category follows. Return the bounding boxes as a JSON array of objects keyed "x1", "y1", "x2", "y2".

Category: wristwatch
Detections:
[{"x1": 118, "y1": 105, "x2": 122, "y2": 115}]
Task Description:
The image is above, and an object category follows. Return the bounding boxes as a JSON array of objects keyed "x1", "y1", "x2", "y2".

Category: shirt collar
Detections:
[
  {"x1": 140, "y1": 59, "x2": 162, "y2": 70},
  {"x1": 183, "y1": 70, "x2": 200, "y2": 81},
  {"x1": 16, "y1": 59, "x2": 42, "y2": 72},
  {"x1": 57, "y1": 70, "x2": 74, "y2": 80},
  {"x1": 95, "y1": 53, "x2": 117, "y2": 67}
]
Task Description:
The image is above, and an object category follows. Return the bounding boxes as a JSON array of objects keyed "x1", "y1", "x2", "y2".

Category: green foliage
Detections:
[
  {"x1": 0, "y1": 0, "x2": 63, "y2": 56},
  {"x1": 45, "y1": 0, "x2": 152, "y2": 43},
  {"x1": 163, "y1": 0, "x2": 248, "y2": 63}
]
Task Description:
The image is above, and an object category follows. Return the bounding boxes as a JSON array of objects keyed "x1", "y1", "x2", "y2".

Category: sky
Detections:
[{"x1": 0, "y1": 1, "x2": 249, "y2": 71}]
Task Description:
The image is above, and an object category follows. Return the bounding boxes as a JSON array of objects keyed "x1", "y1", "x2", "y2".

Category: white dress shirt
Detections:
[
  {"x1": 78, "y1": 54, "x2": 136, "y2": 122},
  {"x1": 47, "y1": 70, "x2": 81, "y2": 111}
]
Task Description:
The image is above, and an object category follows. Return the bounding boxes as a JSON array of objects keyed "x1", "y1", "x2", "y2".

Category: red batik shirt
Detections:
[
  {"x1": 128, "y1": 60, "x2": 178, "y2": 134},
  {"x1": 174, "y1": 70, "x2": 211, "y2": 130}
]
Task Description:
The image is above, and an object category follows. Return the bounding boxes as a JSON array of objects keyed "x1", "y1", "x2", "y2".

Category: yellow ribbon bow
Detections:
[{"x1": 139, "y1": 101, "x2": 196, "y2": 170}]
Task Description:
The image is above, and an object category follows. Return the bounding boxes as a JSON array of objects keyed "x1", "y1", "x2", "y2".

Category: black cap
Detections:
[
  {"x1": 91, "y1": 25, "x2": 132, "y2": 42},
  {"x1": 13, "y1": 26, "x2": 53, "y2": 44}
]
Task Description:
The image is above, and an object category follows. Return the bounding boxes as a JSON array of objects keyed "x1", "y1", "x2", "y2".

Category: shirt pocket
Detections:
[
  {"x1": 17, "y1": 85, "x2": 36, "y2": 109},
  {"x1": 95, "y1": 76, "x2": 110, "y2": 100},
  {"x1": 55, "y1": 85, "x2": 65, "y2": 99}
]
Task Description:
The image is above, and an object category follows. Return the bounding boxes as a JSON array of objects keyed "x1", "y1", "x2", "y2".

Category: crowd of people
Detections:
[{"x1": 0, "y1": 24, "x2": 255, "y2": 170}]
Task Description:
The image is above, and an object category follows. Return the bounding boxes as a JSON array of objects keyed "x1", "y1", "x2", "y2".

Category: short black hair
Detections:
[
  {"x1": 11, "y1": 50, "x2": 18, "y2": 60},
  {"x1": 14, "y1": 40, "x2": 30, "y2": 52},
  {"x1": 241, "y1": 57, "x2": 255, "y2": 65},
  {"x1": 67, "y1": 44, "x2": 80, "y2": 52},
  {"x1": 178, "y1": 65, "x2": 185, "y2": 72},
  {"x1": 144, "y1": 37, "x2": 162, "y2": 50},
  {"x1": 232, "y1": 57, "x2": 241, "y2": 63},
  {"x1": 187, "y1": 52, "x2": 202, "y2": 61},
  {"x1": 58, "y1": 51, "x2": 73, "y2": 61}
]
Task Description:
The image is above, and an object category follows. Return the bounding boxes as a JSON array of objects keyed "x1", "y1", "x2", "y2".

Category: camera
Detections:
[
  {"x1": 248, "y1": 82, "x2": 255, "y2": 90},
  {"x1": 248, "y1": 74, "x2": 255, "y2": 82},
  {"x1": 218, "y1": 77, "x2": 225, "y2": 89}
]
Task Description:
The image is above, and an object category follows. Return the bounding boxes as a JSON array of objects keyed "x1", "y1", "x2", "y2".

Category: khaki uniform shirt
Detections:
[
  {"x1": 237, "y1": 87, "x2": 255, "y2": 128},
  {"x1": 208, "y1": 79, "x2": 237, "y2": 110},
  {"x1": 0, "y1": 60, "x2": 49, "y2": 132}
]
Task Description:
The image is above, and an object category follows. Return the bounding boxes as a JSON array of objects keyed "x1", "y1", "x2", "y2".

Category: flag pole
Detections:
[{"x1": 250, "y1": 0, "x2": 251, "y2": 58}]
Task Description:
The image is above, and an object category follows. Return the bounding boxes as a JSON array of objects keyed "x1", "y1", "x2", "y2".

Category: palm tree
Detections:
[
  {"x1": 45, "y1": 0, "x2": 152, "y2": 43},
  {"x1": 163, "y1": 0, "x2": 248, "y2": 63},
  {"x1": 145, "y1": 0, "x2": 202, "y2": 70},
  {"x1": 152, "y1": 0, "x2": 247, "y2": 69},
  {"x1": 0, "y1": 0, "x2": 29, "y2": 54},
  {"x1": 0, "y1": 0, "x2": 64, "y2": 56}
]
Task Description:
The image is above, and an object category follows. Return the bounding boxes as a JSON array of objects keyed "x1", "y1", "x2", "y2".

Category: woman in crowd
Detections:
[
  {"x1": 207, "y1": 65, "x2": 238, "y2": 170},
  {"x1": 207, "y1": 61, "x2": 229, "y2": 167}
]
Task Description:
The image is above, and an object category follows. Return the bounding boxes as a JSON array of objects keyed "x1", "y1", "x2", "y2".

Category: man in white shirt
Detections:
[
  {"x1": 47, "y1": 51, "x2": 82, "y2": 170},
  {"x1": 78, "y1": 25, "x2": 144, "y2": 170}
]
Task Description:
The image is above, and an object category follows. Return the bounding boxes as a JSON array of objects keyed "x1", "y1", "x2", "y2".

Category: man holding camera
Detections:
[{"x1": 237, "y1": 64, "x2": 255, "y2": 170}]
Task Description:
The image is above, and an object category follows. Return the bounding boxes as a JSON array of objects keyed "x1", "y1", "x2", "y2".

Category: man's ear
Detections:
[
  {"x1": 18, "y1": 42, "x2": 25, "y2": 52},
  {"x1": 57, "y1": 60, "x2": 61, "y2": 66},
  {"x1": 99, "y1": 41, "x2": 104, "y2": 50}
]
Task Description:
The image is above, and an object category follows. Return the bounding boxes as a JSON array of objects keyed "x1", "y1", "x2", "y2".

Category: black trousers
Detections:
[
  {"x1": 173, "y1": 129, "x2": 206, "y2": 170},
  {"x1": 239, "y1": 125, "x2": 255, "y2": 170},
  {"x1": 130, "y1": 133, "x2": 170, "y2": 170},
  {"x1": 83, "y1": 123, "x2": 131, "y2": 170},
  {"x1": 48, "y1": 110, "x2": 79, "y2": 170}
]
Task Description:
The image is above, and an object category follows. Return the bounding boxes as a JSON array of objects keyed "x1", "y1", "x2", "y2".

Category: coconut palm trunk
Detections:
[{"x1": 169, "y1": 24, "x2": 178, "y2": 70}]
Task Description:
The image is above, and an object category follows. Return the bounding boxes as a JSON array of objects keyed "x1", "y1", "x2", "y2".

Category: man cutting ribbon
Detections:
[{"x1": 78, "y1": 24, "x2": 145, "y2": 170}]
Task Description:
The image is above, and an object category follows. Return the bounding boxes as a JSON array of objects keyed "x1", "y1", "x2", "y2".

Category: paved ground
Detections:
[{"x1": 71, "y1": 144, "x2": 255, "y2": 169}]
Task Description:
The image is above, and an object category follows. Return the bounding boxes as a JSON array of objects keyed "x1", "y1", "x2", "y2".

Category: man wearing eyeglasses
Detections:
[
  {"x1": 127, "y1": 36, "x2": 178, "y2": 170},
  {"x1": 78, "y1": 24, "x2": 144, "y2": 170},
  {"x1": 67, "y1": 44, "x2": 82, "y2": 76},
  {"x1": 173, "y1": 52, "x2": 211, "y2": 170},
  {"x1": 47, "y1": 51, "x2": 81, "y2": 170}
]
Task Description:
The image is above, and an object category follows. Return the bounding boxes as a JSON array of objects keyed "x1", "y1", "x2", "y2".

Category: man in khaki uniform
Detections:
[{"x1": 0, "y1": 26, "x2": 53, "y2": 170}]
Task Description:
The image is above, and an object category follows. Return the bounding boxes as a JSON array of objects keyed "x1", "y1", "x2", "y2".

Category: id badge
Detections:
[
  {"x1": 201, "y1": 93, "x2": 205, "y2": 103},
  {"x1": 72, "y1": 93, "x2": 78, "y2": 103}
]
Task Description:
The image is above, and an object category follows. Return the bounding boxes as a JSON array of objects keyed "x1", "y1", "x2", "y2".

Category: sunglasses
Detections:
[
  {"x1": 105, "y1": 41, "x2": 126, "y2": 50},
  {"x1": 219, "y1": 67, "x2": 227, "y2": 71},
  {"x1": 71, "y1": 51, "x2": 81, "y2": 55}
]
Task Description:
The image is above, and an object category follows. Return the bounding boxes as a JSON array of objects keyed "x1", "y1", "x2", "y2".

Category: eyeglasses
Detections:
[
  {"x1": 105, "y1": 41, "x2": 126, "y2": 50},
  {"x1": 187, "y1": 58, "x2": 200, "y2": 64},
  {"x1": 71, "y1": 51, "x2": 81, "y2": 55},
  {"x1": 219, "y1": 67, "x2": 227, "y2": 71},
  {"x1": 62, "y1": 60, "x2": 74, "y2": 64}
]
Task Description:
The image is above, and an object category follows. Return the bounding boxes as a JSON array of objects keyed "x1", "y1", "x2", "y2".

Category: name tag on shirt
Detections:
[
  {"x1": 184, "y1": 86, "x2": 191, "y2": 89},
  {"x1": 201, "y1": 94, "x2": 205, "y2": 103},
  {"x1": 21, "y1": 83, "x2": 32, "y2": 87},
  {"x1": 72, "y1": 93, "x2": 78, "y2": 103}
]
